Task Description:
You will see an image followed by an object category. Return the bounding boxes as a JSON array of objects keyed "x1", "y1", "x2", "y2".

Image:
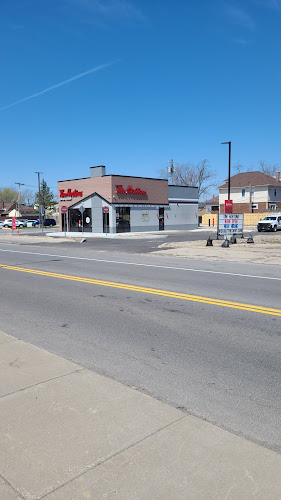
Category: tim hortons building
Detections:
[{"x1": 58, "y1": 166, "x2": 199, "y2": 233}]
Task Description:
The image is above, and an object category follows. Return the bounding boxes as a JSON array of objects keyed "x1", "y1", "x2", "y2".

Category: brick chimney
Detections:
[{"x1": 276, "y1": 170, "x2": 280, "y2": 182}]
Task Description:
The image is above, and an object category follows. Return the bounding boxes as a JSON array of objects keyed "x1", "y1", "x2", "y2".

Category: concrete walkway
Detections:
[
  {"x1": 1, "y1": 330, "x2": 281, "y2": 500},
  {"x1": 45, "y1": 226, "x2": 256, "y2": 239}
]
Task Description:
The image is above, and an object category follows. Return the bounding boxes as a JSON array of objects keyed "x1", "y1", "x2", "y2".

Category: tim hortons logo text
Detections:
[
  {"x1": 59, "y1": 189, "x2": 83, "y2": 198},
  {"x1": 116, "y1": 185, "x2": 147, "y2": 195}
]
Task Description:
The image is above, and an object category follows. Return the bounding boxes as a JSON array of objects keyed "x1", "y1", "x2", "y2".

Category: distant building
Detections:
[
  {"x1": 219, "y1": 171, "x2": 281, "y2": 213},
  {"x1": 205, "y1": 195, "x2": 219, "y2": 214},
  {"x1": 0, "y1": 202, "x2": 37, "y2": 220}
]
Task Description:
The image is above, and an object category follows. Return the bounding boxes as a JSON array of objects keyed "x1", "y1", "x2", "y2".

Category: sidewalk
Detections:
[
  {"x1": 45, "y1": 226, "x2": 256, "y2": 239},
  {"x1": 1, "y1": 330, "x2": 281, "y2": 500}
]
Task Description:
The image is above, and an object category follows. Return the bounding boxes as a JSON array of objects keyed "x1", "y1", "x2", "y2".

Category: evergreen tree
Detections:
[{"x1": 35, "y1": 179, "x2": 56, "y2": 212}]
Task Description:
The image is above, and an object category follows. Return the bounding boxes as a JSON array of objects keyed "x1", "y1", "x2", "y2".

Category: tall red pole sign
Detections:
[
  {"x1": 12, "y1": 216, "x2": 16, "y2": 232},
  {"x1": 225, "y1": 200, "x2": 233, "y2": 214}
]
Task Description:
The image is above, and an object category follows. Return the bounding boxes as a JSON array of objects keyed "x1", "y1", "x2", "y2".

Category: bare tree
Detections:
[
  {"x1": 159, "y1": 159, "x2": 216, "y2": 199},
  {"x1": 258, "y1": 161, "x2": 278, "y2": 177},
  {"x1": 234, "y1": 163, "x2": 243, "y2": 173},
  {"x1": 233, "y1": 161, "x2": 278, "y2": 177},
  {"x1": 21, "y1": 188, "x2": 36, "y2": 206}
]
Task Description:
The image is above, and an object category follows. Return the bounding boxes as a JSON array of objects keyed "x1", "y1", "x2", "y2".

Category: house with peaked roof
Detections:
[
  {"x1": 219, "y1": 171, "x2": 281, "y2": 213},
  {"x1": 0, "y1": 202, "x2": 37, "y2": 220},
  {"x1": 205, "y1": 195, "x2": 219, "y2": 214}
]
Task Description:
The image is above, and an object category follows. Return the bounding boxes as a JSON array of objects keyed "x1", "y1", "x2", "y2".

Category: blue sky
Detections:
[{"x1": 1, "y1": 0, "x2": 281, "y2": 197}]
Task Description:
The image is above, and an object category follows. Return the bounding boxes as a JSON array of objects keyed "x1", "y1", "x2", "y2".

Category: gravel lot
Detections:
[{"x1": 154, "y1": 233, "x2": 281, "y2": 265}]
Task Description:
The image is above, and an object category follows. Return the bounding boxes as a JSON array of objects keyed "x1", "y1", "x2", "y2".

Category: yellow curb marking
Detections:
[{"x1": 1, "y1": 263, "x2": 281, "y2": 317}]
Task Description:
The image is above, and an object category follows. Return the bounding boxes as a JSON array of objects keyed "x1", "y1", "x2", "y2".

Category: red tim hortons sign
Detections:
[
  {"x1": 225, "y1": 199, "x2": 233, "y2": 214},
  {"x1": 116, "y1": 185, "x2": 147, "y2": 195},
  {"x1": 59, "y1": 189, "x2": 83, "y2": 198}
]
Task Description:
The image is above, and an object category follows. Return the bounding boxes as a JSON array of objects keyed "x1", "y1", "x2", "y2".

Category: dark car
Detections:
[{"x1": 43, "y1": 219, "x2": 56, "y2": 227}]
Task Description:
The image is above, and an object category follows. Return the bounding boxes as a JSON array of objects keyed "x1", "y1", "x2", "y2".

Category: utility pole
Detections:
[
  {"x1": 168, "y1": 159, "x2": 175, "y2": 184},
  {"x1": 35, "y1": 171, "x2": 44, "y2": 236},
  {"x1": 15, "y1": 182, "x2": 24, "y2": 218},
  {"x1": 221, "y1": 142, "x2": 231, "y2": 200}
]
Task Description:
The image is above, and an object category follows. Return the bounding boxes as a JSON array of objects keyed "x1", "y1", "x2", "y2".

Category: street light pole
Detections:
[
  {"x1": 221, "y1": 141, "x2": 231, "y2": 200},
  {"x1": 15, "y1": 182, "x2": 24, "y2": 218},
  {"x1": 35, "y1": 171, "x2": 44, "y2": 236}
]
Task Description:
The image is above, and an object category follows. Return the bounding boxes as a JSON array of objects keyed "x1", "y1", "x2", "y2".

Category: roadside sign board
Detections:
[
  {"x1": 218, "y1": 213, "x2": 243, "y2": 237},
  {"x1": 225, "y1": 199, "x2": 233, "y2": 214},
  {"x1": 12, "y1": 216, "x2": 16, "y2": 232},
  {"x1": 61, "y1": 206, "x2": 68, "y2": 214},
  {"x1": 103, "y1": 206, "x2": 109, "y2": 213}
]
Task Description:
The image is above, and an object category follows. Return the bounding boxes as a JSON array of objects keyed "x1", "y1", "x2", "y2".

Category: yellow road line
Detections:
[{"x1": 1, "y1": 263, "x2": 281, "y2": 317}]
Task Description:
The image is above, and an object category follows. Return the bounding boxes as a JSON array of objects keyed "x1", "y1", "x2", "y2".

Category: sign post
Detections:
[
  {"x1": 61, "y1": 206, "x2": 68, "y2": 237},
  {"x1": 103, "y1": 206, "x2": 109, "y2": 235},
  {"x1": 79, "y1": 205, "x2": 85, "y2": 234}
]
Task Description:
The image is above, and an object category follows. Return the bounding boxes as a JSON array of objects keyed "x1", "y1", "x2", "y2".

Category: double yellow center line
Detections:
[{"x1": 1, "y1": 263, "x2": 281, "y2": 317}]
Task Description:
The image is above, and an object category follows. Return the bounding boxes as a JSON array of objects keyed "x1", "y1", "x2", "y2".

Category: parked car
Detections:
[
  {"x1": 32, "y1": 220, "x2": 40, "y2": 226},
  {"x1": 0, "y1": 221, "x2": 4, "y2": 229},
  {"x1": 25, "y1": 220, "x2": 37, "y2": 227},
  {"x1": 18, "y1": 219, "x2": 27, "y2": 227},
  {"x1": 43, "y1": 218, "x2": 56, "y2": 226},
  {"x1": 257, "y1": 214, "x2": 281, "y2": 232},
  {"x1": 3, "y1": 219, "x2": 25, "y2": 228}
]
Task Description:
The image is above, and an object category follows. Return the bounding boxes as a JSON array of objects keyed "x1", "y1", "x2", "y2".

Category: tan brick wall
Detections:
[
  {"x1": 58, "y1": 176, "x2": 169, "y2": 209},
  {"x1": 111, "y1": 176, "x2": 168, "y2": 205},
  {"x1": 58, "y1": 176, "x2": 113, "y2": 209}
]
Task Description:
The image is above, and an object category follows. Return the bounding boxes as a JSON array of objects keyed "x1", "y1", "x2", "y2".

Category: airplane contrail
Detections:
[{"x1": 0, "y1": 60, "x2": 118, "y2": 112}]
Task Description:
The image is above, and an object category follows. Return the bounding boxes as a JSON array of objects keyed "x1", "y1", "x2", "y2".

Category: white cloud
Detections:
[
  {"x1": 252, "y1": 0, "x2": 281, "y2": 9},
  {"x1": 0, "y1": 61, "x2": 119, "y2": 112},
  {"x1": 63, "y1": 0, "x2": 146, "y2": 22},
  {"x1": 225, "y1": 4, "x2": 255, "y2": 30},
  {"x1": 234, "y1": 36, "x2": 253, "y2": 44}
]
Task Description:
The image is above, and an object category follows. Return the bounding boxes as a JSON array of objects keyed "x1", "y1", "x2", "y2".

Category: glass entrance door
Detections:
[
  {"x1": 116, "y1": 207, "x2": 130, "y2": 232},
  {"x1": 159, "y1": 207, "x2": 164, "y2": 230}
]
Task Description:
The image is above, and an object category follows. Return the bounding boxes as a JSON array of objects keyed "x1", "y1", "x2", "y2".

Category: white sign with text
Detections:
[{"x1": 218, "y1": 213, "x2": 243, "y2": 236}]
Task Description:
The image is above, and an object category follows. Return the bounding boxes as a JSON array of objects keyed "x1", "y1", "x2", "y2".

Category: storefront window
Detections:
[
  {"x1": 69, "y1": 208, "x2": 92, "y2": 232},
  {"x1": 116, "y1": 207, "x2": 130, "y2": 232}
]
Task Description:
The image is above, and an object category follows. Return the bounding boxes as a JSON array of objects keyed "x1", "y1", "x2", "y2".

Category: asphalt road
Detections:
[
  {"x1": 0, "y1": 239, "x2": 281, "y2": 456},
  {"x1": 1, "y1": 226, "x2": 220, "y2": 253},
  {"x1": 0, "y1": 226, "x2": 259, "y2": 253}
]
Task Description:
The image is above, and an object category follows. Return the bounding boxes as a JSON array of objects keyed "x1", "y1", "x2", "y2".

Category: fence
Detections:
[{"x1": 200, "y1": 213, "x2": 267, "y2": 227}]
